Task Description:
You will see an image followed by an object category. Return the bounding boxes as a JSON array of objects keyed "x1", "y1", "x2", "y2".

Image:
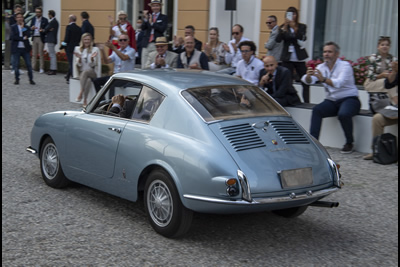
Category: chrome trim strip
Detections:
[
  {"x1": 26, "y1": 146, "x2": 37, "y2": 154},
  {"x1": 184, "y1": 187, "x2": 339, "y2": 205},
  {"x1": 328, "y1": 158, "x2": 341, "y2": 188}
]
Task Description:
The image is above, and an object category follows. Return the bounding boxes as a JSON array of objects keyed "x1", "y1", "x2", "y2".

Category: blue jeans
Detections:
[
  {"x1": 13, "y1": 48, "x2": 33, "y2": 81},
  {"x1": 310, "y1": 96, "x2": 361, "y2": 144}
]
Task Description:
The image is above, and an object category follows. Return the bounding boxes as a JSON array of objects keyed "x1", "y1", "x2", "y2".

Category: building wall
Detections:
[
  {"x1": 259, "y1": 0, "x2": 300, "y2": 56},
  {"x1": 175, "y1": 0, "x2": 209, "y2": 46},
  {"x1": 60, "y1": 0, "x2": 116, "y2": 45}
]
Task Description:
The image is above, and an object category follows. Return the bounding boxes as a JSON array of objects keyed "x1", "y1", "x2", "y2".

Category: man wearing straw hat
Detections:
[
  {"x1": 141, "y1": 0, "x2": 168, "y2": 69},
  {"x1": 145, "y1": 36, "x2": 178, "y2": 69}
]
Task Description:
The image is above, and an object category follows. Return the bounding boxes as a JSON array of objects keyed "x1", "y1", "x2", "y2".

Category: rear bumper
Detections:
[{"x1": 183, "y1": 187, "x2": 339, "y2": 213}]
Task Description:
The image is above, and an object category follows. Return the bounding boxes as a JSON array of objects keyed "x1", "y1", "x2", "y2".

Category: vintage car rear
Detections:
[{"x1": 178, "y1": 83, "x2": 342, "y2": 214}]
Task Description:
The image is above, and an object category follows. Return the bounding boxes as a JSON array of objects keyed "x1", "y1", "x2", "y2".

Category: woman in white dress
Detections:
[
  {"x1": 203, "y1": 27, "x2": 228, "y2": 71},
  {"x1": 73, "y1": 33, "x2": 99, "y2": 107}
]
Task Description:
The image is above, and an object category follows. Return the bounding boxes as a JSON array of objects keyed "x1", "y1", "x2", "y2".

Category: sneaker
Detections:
[
  {"x1": 39, "y1": 69, "x2": 45, "y2": 74},
  {"x1": 340, "y1": 143, "x2": 354, "y2": 154},
  {"x1": 363, "y1": 153, "x2": 373, "y2": 160}
]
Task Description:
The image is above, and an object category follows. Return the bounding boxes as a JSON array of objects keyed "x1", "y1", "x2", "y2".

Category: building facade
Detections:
[{"x1": 20, "y1": 0, "x2": 398, "y2": 61}]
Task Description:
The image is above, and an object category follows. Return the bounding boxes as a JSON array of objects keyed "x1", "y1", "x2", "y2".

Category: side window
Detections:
[{"x1": 131, "y1": 86, "x2": 165, "y2": 122}]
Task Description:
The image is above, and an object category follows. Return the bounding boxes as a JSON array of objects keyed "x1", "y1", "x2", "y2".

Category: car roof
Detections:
[{"x1": 111, "y1": 69, "x2": 253, "y2": 93}]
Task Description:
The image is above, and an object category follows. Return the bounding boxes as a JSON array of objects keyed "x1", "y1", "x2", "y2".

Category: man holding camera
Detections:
[{"x1": 10, "y1": 12, "x2": 35, "y2": 85}]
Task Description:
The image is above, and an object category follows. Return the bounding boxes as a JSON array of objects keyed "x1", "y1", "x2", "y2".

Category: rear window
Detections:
[{"x1": 181, "y1": 85, "x2": 288, "y2": 122}]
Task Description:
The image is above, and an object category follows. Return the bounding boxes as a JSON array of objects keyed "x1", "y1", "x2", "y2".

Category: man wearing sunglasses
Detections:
[
  {"x1": 264, "y1": 15, "x2": 283, "y2": 63},
  {"x1": 219, "y1": 24, "x2": 250, "y2": 75},
  {"x1": 93, "y1": 34, "x2": 136, "y2": 97}
]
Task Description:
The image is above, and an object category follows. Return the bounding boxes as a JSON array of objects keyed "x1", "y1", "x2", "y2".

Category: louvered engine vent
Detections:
[
  {"x1": 220, "y1": 124, "x2": 266, "y2": 152},
  {"x1": 268, "y1": 121, "x2": 310, "y2": 144}
]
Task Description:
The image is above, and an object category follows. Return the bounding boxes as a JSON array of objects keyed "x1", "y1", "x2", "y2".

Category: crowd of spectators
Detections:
[{"x1": 5, "y1": 2, "x2": 398, "y2": 158}]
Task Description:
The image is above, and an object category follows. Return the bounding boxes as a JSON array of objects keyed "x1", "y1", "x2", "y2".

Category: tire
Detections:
[
  {"x1": 40, "y1": 137, "x2": 70, "y2": 188},
  {"x1": 144, "y1": 169, "x2": 193, "y2": 238},
  {"x1": 272, "y1": 205, "x2": 308, "y2": 218}
]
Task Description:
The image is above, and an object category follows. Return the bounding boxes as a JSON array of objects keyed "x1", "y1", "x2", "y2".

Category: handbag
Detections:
[
  {"x1": 373, "y1": 133, "x2": 398, "y2": 165},
  {"x1": 368, "y1": 92, "x2": 391, "y2": 114}
]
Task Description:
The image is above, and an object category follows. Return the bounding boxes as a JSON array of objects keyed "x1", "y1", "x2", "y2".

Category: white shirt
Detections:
[
  {"x1": 17, "y1": 24, "x2": 25, "y2": 48},
  {"x1": 111, "y1": 23, "x2": 128, "y2": 40},
  {"x1": 109, "y1": 46, "x2": 136, "y2": 73},
  {"x1": 34, "y1": 16, "x2": 41, "y2": 36},
  {"x1": 301, "y1": 58, "x2": 359, "y2": 101},
  {"x1": 235, "y1": 56, "x2": 264, "y2": 86},
  {"x1": 225, "y1": 36, "x2": 250, "y2": 68}
]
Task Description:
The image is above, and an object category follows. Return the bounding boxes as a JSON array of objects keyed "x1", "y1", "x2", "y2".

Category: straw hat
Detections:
[
  {"x1": 155, "y1": 37, "x2": 168, "y2": 45},
  {"x1": 148, "y1": 0, "x2": 163, "y2": 7}
]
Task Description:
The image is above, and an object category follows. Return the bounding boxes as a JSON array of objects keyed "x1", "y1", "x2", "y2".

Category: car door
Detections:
[{"x1": 64, "y1": 78, "x2": 142, "y2": 180}]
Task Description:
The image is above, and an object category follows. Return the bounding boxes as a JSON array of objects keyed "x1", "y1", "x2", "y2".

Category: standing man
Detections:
[
  {"x1": 177, "y1": 36, "x2": 209, "y2": 70},
  {"x1": 301, "y1": 42, "x2": 361, "y2": 154},
  {"x1": 264, "y1": 15, "x2": 283, "y2": 63},
  {"x1": 62, "y1": 15, "x2": 82, "y2": 83},
  {"x1": 93, "y1": 34, "x2": 136, "y2": 97},
  {"x1": 172, "y1": 25, "x2": 203, "y2": 54},
  {"x1": 44, "y1": 10, "x2": 59, "y2": 75},
  {"x1": 219, "y1": 24, "x2": 250, "y2": 75},
  {"x1": 31, "y1": 7, "x2": 48, "y2": 74},
  {"x1": 80, "y1": 11, "x2": 94, "y2": 41},
  {"x1": 235, "y1": 41, "x2": 264, "y2": 86},
  {"x1": 259, "y1": 56, "x2": 301, "y2": 106},
  {"x1": 145, "y1": 36, "x2": 178, "y2": 69},
  {"x1": 141, "y1": 0, "x2": 168, "y2": 69},
  {"x1": 10, "y1": 12, "x2": 35, "y2": 85}
]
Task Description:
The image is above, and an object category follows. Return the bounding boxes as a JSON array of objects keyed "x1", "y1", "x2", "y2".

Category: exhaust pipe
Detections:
[{"x1": 309, "y1": 201, "x2": 339, "y2": 208}]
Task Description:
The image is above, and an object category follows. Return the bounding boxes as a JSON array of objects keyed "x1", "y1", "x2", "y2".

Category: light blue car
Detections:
[{"x1": 27, "y1": 69, "x2": 342, "y2": 238}]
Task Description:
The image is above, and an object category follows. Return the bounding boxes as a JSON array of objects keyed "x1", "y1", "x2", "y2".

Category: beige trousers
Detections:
[
  {"x1": 372, "y1": 113, "x2": 398, "y2": 138},
  {"x1": 32, "y1": 36, "x2": 45, "y2": 70},
  {"x1": 80, "y1": 69, "x2": 97, "y2": 99}
]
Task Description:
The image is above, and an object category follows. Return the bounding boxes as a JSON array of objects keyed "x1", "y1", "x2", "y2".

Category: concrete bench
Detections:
[{"x1": 285, "y1": 103, "x2": 398, "y2": 153}]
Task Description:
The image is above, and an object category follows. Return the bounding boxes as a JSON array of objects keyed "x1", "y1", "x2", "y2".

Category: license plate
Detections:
[{"x1": 278, "y1": 167, "x2": 313, "y2": 188}]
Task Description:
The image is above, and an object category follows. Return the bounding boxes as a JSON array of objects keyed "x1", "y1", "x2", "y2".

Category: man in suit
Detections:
[
  {"x1": 172, "y1": 25, "x2": 203, "y2": 54},
  {"x1": 30, "y1": 7, "x2": 48, "y2": 74},
  {"x1": 10, "y1": 12, "x2": 35, "y2": 85},
  {"x1": 264, "y1": 15, "x2": 283, "y2": 63},
  {"x1": 141, "y1": 0, "x2": 169, "y2": 69},
  {"x1": 259, "y1": 56, "x2": 301, "y2": 106},
  {"x1": 145, "y1": 37, "x2": 178, "y2": 69},
  {"x1": 63, "y1": 14, "x2": 82, "y2": 83},
  {"x1": 44, "y1": 10, "x2": 59, "y2": 75},
  {"x1": 80, "y1": 11, "x2": 94, "y2": 41}
]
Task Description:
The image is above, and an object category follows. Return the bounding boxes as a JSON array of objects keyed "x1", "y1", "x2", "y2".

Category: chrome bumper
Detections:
[
  {"x1": 184, "y1": 187, "x2": 339, "y2": 205},
  {"x1": 26, "y1": 146, "x2": 37, "y2": 154}
]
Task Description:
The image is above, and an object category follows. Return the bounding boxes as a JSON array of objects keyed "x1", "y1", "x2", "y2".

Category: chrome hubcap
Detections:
[
  {"x1": 147, "y1": 180, "x2": 173, "y2": 227},
  {"x1": 42, "y1": 143, "x2": 59, "y2": 179}
]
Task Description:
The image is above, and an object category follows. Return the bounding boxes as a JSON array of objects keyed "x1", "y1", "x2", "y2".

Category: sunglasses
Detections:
[
  {"x1": 232, "y1": 32, "x2": 240, "y2": 35},
  {"x1": 119, "y1": 39, "x2": 128, "y2": 42},
  {"x1": 266, "y1": 21, "x2": 275, "y2": 25}
]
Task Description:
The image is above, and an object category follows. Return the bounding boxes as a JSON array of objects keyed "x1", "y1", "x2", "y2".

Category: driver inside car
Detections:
[{"x1": 108, "y1": 94, "x2": 137, "y2": 118}]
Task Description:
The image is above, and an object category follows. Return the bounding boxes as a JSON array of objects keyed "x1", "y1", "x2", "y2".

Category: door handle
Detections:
[{"x1": 108, "y1": 127, "x2": 121, "y2": 134}]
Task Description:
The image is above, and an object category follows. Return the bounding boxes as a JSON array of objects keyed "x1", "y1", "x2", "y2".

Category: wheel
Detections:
[
  {"x1": 40, "y1": 137, "x2": 70, "y2": 188},
  {"x1": 144, "y1": 169, "x2": 193, "y2": 238},
  {"x1": 272, "y1": 205, "x2": 308, "y2": 218}
]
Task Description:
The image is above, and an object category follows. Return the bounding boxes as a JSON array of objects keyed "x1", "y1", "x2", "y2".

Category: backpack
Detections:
[{"x1": 373, "y1": 133, "x2": 398, "y2": 165}]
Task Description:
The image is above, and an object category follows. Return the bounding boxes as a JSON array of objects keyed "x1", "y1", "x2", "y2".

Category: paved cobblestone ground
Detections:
[{"x1": 2, "y1": 68, "x2": 398, "y2": 266}]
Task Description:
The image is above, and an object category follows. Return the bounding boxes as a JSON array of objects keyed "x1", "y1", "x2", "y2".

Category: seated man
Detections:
[
  {"x1": 301, "y1": 41, "x2": 360, "y2": 154},
  {"x1": 109, "y1": 94, "x2": 137, "y2": 119},
  {"x1": 364, "y1": 61, "x2": 398, "y2": 160},
  {"x1": 235, "y1": 41, "x2": 264, "y2": 86},
  {"x1": 259, "y1": 56, "x2": 301, "y2": 106},
  {"x1": 145, "y1": 36, "x2": 178, "y2": 69},
  {"x1": 177, "y1": 36, "x2": 209, "y2": 70}
]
